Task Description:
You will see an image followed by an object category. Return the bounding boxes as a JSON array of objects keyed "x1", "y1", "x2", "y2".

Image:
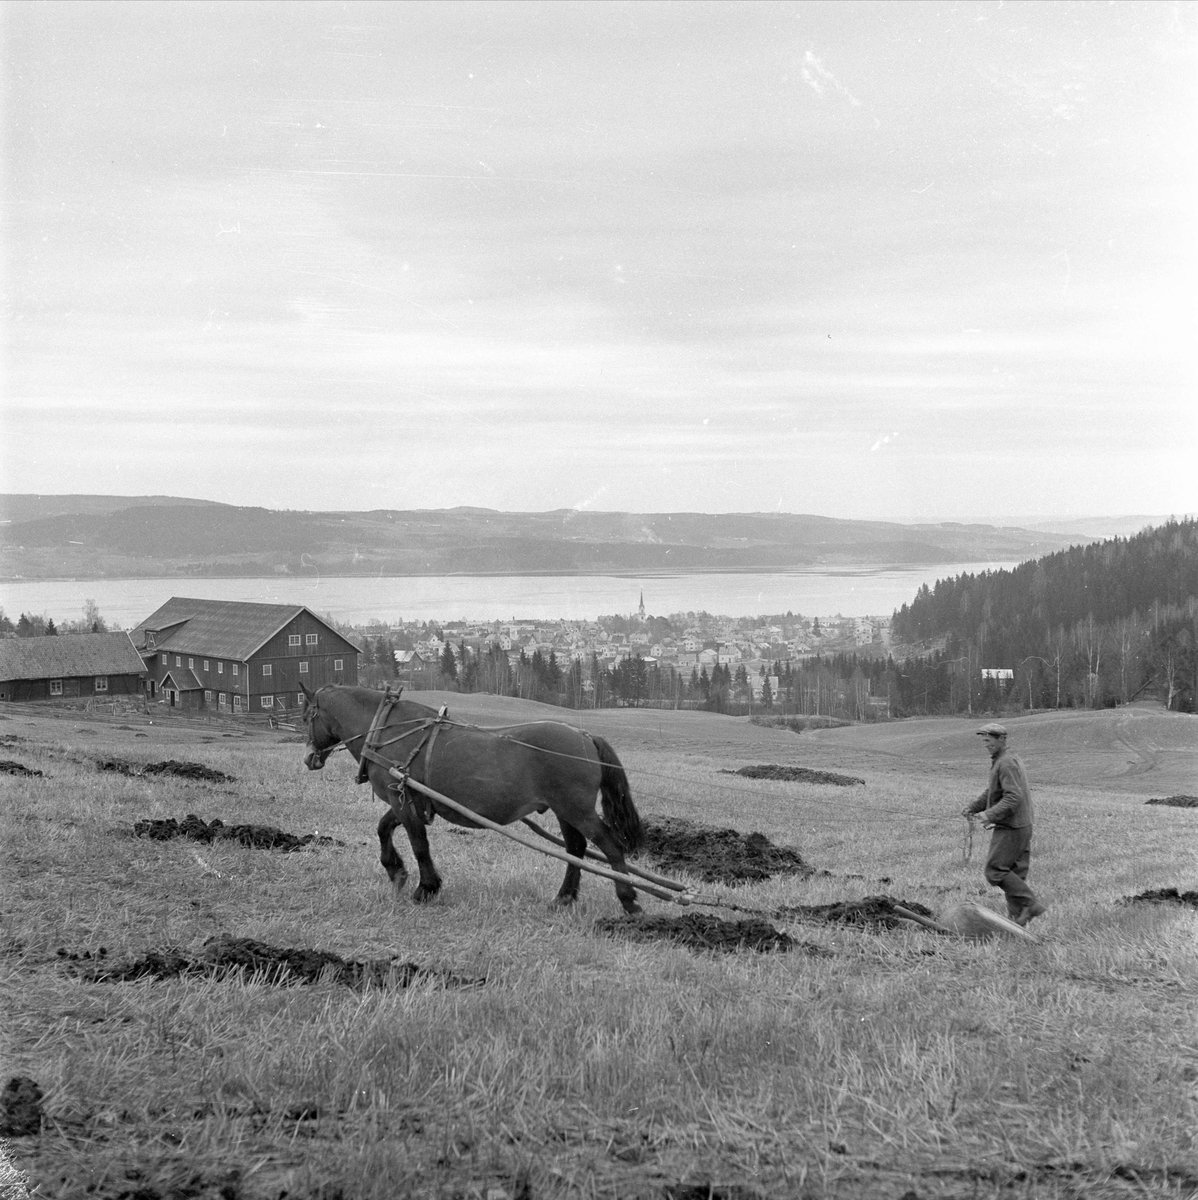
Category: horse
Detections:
[{"x1": 300, "y1": 683, "x2": 645, "y2": 914}]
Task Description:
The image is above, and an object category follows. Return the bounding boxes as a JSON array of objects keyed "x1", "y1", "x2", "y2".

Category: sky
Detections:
[{"x1": 2, "y1": 1, "x2": 1196, "y2": 523}]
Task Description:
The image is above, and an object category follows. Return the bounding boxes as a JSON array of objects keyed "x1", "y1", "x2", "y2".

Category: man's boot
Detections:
[{"x1": 1015, "y1": 898, "x2": 1047, "y2": 927}]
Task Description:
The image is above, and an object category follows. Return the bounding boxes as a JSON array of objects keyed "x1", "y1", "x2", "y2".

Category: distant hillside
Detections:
[
  {"x1": 890, "y1": 518, "x2": 1198, "y2": 711},
  {"x1": 0, "y1": 494, "x2": 1094, "y2": 581}
]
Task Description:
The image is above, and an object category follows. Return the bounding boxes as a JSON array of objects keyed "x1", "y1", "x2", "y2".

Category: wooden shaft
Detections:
[
  {"x1": 395, "y1": 772, "x2": 689, "y2": 907},
  {"x1": 519, "y1": 818, "x2": 689, "y2": 892}
]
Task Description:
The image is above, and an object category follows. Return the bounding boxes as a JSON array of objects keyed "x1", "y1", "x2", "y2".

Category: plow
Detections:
[{"x1": 392, "y1": 769, "x2": 1039, "y2": 944}]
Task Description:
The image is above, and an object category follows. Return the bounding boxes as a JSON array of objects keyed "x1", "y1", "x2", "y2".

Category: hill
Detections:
[
  {"x1": 0, "y1": 494, "x2": 1093, "y2": 580},
  {"x1": 889, "y1": 518, "x2": 1198, "y2": 712}
]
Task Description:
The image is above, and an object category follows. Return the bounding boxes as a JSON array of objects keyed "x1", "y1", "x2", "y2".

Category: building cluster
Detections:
[
  {"x1": 0, "y1": 597, "x2": 359, "y2": 713},
  {"x1": 390, "y1": 599, "x2": 891, "y2": 697},
  {"x1": 0, "y1": 593, "x2": 891, "y2": 712}
]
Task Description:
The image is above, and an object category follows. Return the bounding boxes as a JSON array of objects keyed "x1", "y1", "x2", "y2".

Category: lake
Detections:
[{"x1": 0, "y1": 564, "x2": 1020, "y2": 628}]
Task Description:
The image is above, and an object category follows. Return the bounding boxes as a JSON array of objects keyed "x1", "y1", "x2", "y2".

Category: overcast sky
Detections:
[{"x1": 3, "y1": 1, "x2": 1195, "y2": 522}]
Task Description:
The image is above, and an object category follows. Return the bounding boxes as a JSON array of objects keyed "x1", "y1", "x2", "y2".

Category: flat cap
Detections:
[{"x1": 976, "y1": 722, "x2": 1008, "y2": 737}]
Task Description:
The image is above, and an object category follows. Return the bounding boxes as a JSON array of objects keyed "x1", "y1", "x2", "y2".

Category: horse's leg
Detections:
[
  {"x1": 552, "y1": 821, "x2": 587, "y2": 907},
  {"x1": 377, "y1": 807, "x2": 408, "y2": 891},
  {"x1": 572, "y1": 809, "x2": 642, "y2": 916},
  {"x1": 400, "y1": 809, "x2": 442, "y2": 904}
]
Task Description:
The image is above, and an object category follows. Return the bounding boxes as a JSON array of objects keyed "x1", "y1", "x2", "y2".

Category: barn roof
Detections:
[
  {"x1": 0, "y1": 632, "x2": 146, "y2": 683},
  {"x1": 131, "y1": 598, "x2": 357, "y2": 661}
]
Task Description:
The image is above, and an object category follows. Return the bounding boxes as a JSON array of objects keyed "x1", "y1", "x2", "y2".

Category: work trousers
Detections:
[{"x1": 984, "y1": 825, "x2": 1036, "y2": 911}]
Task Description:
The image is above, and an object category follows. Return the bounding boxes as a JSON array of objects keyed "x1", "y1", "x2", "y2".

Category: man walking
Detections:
[{"x1": 963, "y1": 722, "x2": 1047, "y2": 927}]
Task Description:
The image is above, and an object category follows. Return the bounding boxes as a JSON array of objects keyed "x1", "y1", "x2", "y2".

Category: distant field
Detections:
[{"x1": 1, "y1": 698, "x2": 1195, "y2": 1199}]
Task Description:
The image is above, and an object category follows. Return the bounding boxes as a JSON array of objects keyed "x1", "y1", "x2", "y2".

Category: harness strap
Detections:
[
  {"x1": 355, "y1": 685, "x2": 404, "y2": 785},
  {"x1": 355, "y1": 691, "x2": 451, "y2": 826}
]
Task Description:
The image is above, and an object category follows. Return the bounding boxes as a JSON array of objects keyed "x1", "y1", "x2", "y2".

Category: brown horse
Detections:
[{"x1": 300, "y1": 684, "x2": 645, "y2": 913}]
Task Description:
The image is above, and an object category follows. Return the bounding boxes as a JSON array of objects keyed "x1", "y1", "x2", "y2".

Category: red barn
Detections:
[{"x1": 130, "y1": 598, "x2": 359, "y2": 715}]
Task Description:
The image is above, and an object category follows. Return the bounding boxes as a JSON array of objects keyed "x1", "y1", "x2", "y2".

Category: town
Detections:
[{"x1": 359, "y1": 593, "x2": 893, "y2": 709}]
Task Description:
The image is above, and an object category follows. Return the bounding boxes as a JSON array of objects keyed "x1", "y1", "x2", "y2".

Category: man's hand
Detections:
[{"x1": 961, "y1": 806, "x2": 975, "y2": 819}]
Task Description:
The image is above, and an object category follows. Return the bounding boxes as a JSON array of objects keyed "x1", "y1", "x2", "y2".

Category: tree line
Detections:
[{"x1": 890, "y1": 518, "x2": 1197, "y2": 712}]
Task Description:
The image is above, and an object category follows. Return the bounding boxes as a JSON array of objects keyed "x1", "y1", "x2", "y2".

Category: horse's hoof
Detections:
[
  {"x1": 621, "y1": 901, "x2": 643, "y2": 916},
  {"x1": 386, "y1": 873, "x2": 408, "y2": 892},
  {"x1": 413, "y1": 884, "x2": 440, "y2": 904}
]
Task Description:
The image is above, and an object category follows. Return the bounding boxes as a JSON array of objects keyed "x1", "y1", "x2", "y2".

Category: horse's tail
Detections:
[{"x1": 592, "y1": 734, "x2": 643, "y2": 853}]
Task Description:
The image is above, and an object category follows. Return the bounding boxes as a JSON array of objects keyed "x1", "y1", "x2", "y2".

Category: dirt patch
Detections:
[
  {"x1": 1146, "y1": 794, "x2": 1198, "y2": 808},
  {"x1": 64, "y1": 935, "x2": 484, "y2": 990},
  {"x1": 1124, "y1": 887, "x2": 1198, "y2": 908},
  {"x1": 0, "y1": 759, "x2": 43, "y2": 777},
  {"x1": 595, "y1": 913, "x2": 829, "y2": 955},
  {"x1": 722, "y1": 763, "x2": 865, "y2": 786},
  {"x1": 96, "y1": 757, "x2": 234, "y2": 783},
  {"x1": 1, "y1": 1075, "x2": 44, "y2": 1136},
  {"x1": 637, "y1": 817, "x2": 815, "y2": 886},
  {"x1": 132, "y1": 813, "x2": 344, "y2": 852},
  {"x1": 777, "y1": 894, "x2": 937, "y2": 930}
]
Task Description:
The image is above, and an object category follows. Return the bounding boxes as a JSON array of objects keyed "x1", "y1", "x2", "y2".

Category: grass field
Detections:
[{"x1": 1, "y1": 696, "x2": 1196, "y2": 1200}]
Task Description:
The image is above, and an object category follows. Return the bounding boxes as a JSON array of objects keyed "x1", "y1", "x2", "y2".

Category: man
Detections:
[{"x1": 963, "y1": 722, "x2": 1047, "y2": 927}]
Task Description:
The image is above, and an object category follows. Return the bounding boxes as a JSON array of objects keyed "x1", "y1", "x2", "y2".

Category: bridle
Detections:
[{"x1": 302, "y1": 689, "x2": 365, "y2": 767}]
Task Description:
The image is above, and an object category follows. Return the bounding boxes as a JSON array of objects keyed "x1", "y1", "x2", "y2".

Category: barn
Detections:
[
  {"x1": 130, "y1": 597, "x2": 359, "y2": 715},
  {"x1": 0, "y1": 632, "x2": 147, "y2": 702}
]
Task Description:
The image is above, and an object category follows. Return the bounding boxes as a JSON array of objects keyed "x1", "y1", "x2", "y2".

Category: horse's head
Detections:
[{"x1": 300, "y1": 683, "x2": 339, "y2": 770}]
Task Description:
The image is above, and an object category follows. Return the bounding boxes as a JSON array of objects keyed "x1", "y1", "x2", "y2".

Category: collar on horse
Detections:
[{"x1": 355, "y1": 685, "x2": 451, "y2": 802}]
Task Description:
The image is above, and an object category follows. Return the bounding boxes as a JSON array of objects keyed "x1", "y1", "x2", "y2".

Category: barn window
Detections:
[
  {"x1": 306, "y1": 634, "x2": 318, "y2": 645},
  {"x1": 262, "y1": 664, "x2": 272, "y2": 677},
  {"x1": 289, "y1": 635, "x2": 301, "y2": 647},
  {"x1": 218, "y1": 693, "x2": 226, "y2": 708},
  {"x1": 204, "y1": 690, "x2": 212, "y2": 702},
  {"x1": 233, "y1": 663, "x2": 239, "y2": 676},
  {"x1": 334, "y1": 659, "x2": 343, "y2": 671},
  {"x1": 50, "y1": 679, "x2": 63, "y2": 696},
  {"x1": 203, "y1": 660, "x2": 209, "y2": 671},
  {"x1": 188, "y1": 658, "x2": 194, "y2": 670},
  {"x1": 176, "y1": 656, "x2": 182, "y2": 667},
  {"x1": 261, "y1": 695, "x2": 273, "y2": 709},
  {"x1": 299, "y1": 661, "x2": 309, "y2": 674},
  {"x1": 94, "y1": 677, "x2": 108, "y2": 692},
  {"x1": 217, "y1": 662, "x2": 224, "y2": 674},
  {"x1": 297, "y1": 692, "x2": 305, "y2": 706},
  {"x1": 233, "y1": 694, "x2": 242, "y2": 711}
]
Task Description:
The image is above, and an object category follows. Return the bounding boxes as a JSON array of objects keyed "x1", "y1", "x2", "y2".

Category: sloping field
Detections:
[{"x1": 1, "y1": 697, "x2": 1195, "y2": 1199}]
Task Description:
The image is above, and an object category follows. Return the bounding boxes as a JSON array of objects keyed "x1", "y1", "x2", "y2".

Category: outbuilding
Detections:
[
  {"x1": 131, "y1": 597, "x2": 359, "y2": 715},
  {"x1": 0, "y1": 632, "x2": 147, "y2": 702}
]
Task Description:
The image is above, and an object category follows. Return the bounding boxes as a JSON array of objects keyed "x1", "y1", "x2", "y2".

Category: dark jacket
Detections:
[{"x1": 967, "y1": 746, "x2": 1033, "y2": 828}]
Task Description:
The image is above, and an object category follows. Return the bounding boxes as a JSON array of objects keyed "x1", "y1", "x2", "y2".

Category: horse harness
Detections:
[{"x1": 353, "y1": 686, "x2": 451, "y2": 824}]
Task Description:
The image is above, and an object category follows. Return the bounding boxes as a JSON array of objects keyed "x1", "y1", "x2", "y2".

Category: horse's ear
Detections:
[{"x1": 299, "y1": 681, "x2": 315, "y2": 702}]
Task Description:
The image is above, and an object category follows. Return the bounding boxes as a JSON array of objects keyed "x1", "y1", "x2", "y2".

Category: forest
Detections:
[{"x1": 888, "y1": 518, "x2": 1197, "y2": 714}]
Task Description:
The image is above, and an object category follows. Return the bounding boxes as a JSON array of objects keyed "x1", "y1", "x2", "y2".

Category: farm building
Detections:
[
  {"x1": 0, "y1": 632, "x2": 147, "y2": 702},
  {"x1": 130, "y1": 597, "x2": 359, "y2": 715}
]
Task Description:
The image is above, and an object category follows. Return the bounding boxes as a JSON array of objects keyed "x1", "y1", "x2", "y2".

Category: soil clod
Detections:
[
  {"x1": 1124, "y1": 887, "x2": 1198, "y2": 908},
  {"x1": 71, "y1": 935, "x2": 484, "y2": 990},
  {"x1": 1, "y1": 1075, "x2": 44, "y2": 1136},
  {"x1": 777, "y1": 894, "x2": 937, "y2": 930},
  {"x1": 638, "y1": 816, "x2": 814, "y2": 885},
  {"x1": 596, "y1": 912, "x2": 828, "y2": 955},
  {"x1": 132, "y1": 813, "x2": 343, "y2": 852},
  {"x1": 97, "y1": 758, "x2": 234, "y2": 782},
  {"x1": 0, "y1": 759, "x2": 43, "y2": 777},
  {"x1": 723, "y1": 764, "x2": 865, "y2": 786},
  {"x1": 1146, "y1": 794, "x2": 1198, "y2": 808}
]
